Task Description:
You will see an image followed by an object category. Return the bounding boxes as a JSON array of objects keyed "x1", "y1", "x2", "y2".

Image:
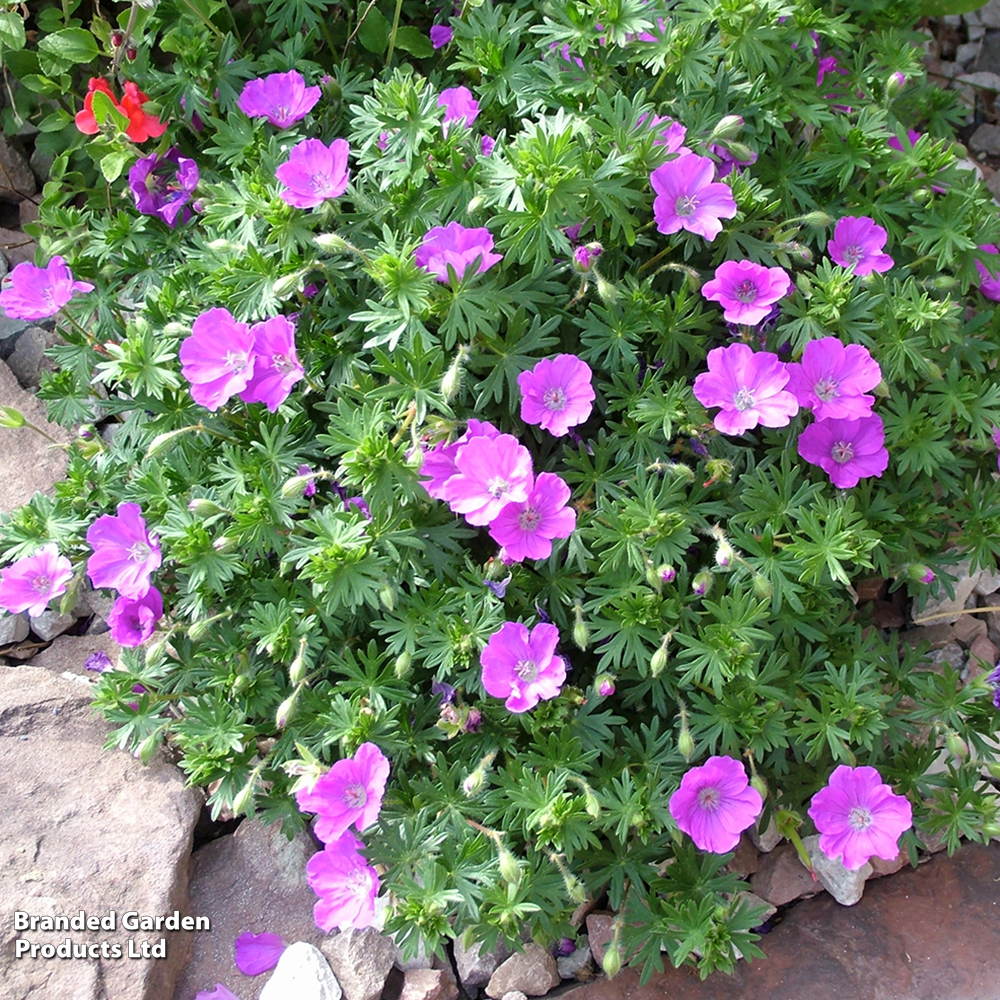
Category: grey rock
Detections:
[
  {"x1": 922, "y1": 641, "x2": 966, "y2": 675},
  {"x1": 0, "y1": 666, "x2": 202, "y2": 1000},
  {"x1": 501, "y1": 993, "x2": 528, "y2": 1000},
  {"x1": 0, "y1": 252, "x2": 6, "y2": 281},
  {"x1": 913, "y1": 560, "x2": 981, "y2": 625},
  {"x1": 0, "y1": 611, "x2": 29, "y2": 645},
  {"x1": 321, "y1": 928, "x2": 396, "y2": 1000},
  {"x1": 391, "y1": 929, "x2": 433, "y2": 971},
  {"x1": 969, "y1": 24, "x2": 986, "y2": 41},
  {"x1": 749, "y1": 814, "x2": 782, "y2": 853},
  {"x1": 736, "y1": 890, "x2": 776, "y2": 925},
  {"x1": 556, "y1": 938, "x2": 592, "y2": 980},
  {"x1": 0, "y1": 134, "x2": 36, "y2": 199},
  {"x1": 171, "y1": 819, "x2": 326, "y2": 1000},
  {"x1": 750, "y1": 843, "x2": 823, "y2": 907},
  {"x1": 975, "y1": 569, "x2": 1000, "y2": 596},
  {"x1": 261, "y1": 942, "x2": 342, "y2": 1000},
  {"x1": 938, "y1": 60, "x2": 963, "y2": 79},
  {"x1": 957, "y1": 71, "x2": 1000, "y2": 91},
  {"x1": 454, "y1": 936, "x2": 513, "y2": 988},
  {"x1": 485, "y1": 944, "x2": 560, "y2": 999},
  {"x1": 0, "y1": 225, "x2": 36, "y2": 267},
  {"x1": 976, "y1": 0, "x2": 1000, "y2": 29},
  {"x1": 398, "y1": 967, "x2": 459, "y2": 1000},
  {"x1": 29, "y1": 631, "x2": 122, "y2": 679},
  {"x1": 6, "y1": 326, "x2": 51, "y2": 388},
  {"x1": 30, "y1": 146, "x2": 53, "y2": 187},
  {"x1": 804, "y1": 834, "x2": 872, "y2": 906},
  {"x1": 0, "y1": 313, "x2": 28, "y2": 344},
  {"x1": 28, "y1": 608, "x2": 76, "y2": 641},
  {"x1": 957, "y1": 42, "x2": 982, "y2": 66},
  {"x1": 970, "y1": 123, "x2": 1000, "y2": 156}
]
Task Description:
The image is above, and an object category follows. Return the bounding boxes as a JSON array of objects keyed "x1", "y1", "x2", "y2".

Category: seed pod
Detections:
[
  {"x1": 394, "y1": 650, "x2": 413, "y2": 679},
  {"x1": 752, "y1": 572, "x2": 773, "y2": 601},
  {"x1": 945, "y1": 732, "x2": 968, "y2": 760},
  {"x1": 498, "y1": 845, "x2": 521, "y2": 886},
  {"x1": 750, "y1": 774, "x2": 768, "y2": 800},
  {"x1": 601, "y1": 941, "x2": 622, "y2": 978},
  {"x1": 573, "y1": 601, "x2": 589, "y2": 651}
]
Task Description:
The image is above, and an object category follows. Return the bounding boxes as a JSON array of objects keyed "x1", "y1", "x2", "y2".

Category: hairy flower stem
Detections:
[
  {"x1": 913, "y1": 605, "x2": 1000, "y2": 625},
  {"x1": 390, "y1": 402, "x2": 417, "y2": 446}
]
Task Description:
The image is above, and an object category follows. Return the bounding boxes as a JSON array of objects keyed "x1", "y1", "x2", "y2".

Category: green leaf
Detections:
[
  {"x1": 0, "y1": 12, "x2": 26, "y2": 51},
  {"x1": 100, "y1": 150, "x2": 130, "y2": 183},
  {"x1": 38, "y1": 111, "x2": 72, "y2": 133},
  {"x1": 358, "y1": 6, "x2": 391, "y2": 53},
  {"x1": 90, "y1": 88, "x2": 130, "y2": 131},
  {"x1": 921, "y1": 0, "x2": 983, "y2": 13},
  {"x1": 393, "y1": 26, "x2": 434, "y2": 58},
  {"x1": 18, "y1": 74, "x2": 63, "y2": 97},
  {"x1": 37, "y1": 28, "x2": 98, "y2": 76}
]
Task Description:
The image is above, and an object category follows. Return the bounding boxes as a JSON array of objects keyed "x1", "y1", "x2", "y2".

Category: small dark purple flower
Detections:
[
  {"x1": 573, "y1": 243, "x2": 602, "y2": 273},
  {"x1": 345, "y1": 496, "x2": 372, "y2": 521},
  {"x1": 297, "y1": 464, "x2": 317, "y2": 497},
  {"x1": 430, "y1": 25, "x2": 453, "y2": 48},
  {"x1": 987, "y1": 664, "x2": 1000, "y2": 709},
  {"x1": 689, "y1": 438, "x2": 709, "y2": 458},
  {"x1": 555, "y1": 938, "x2": 576, "y2": 957},
  {"x1": 84, "y1": 650, "x2": 114, "y2": 673},
  {"x1": 480, "y1": 135, "x2": 496, "y2": 157},
  {"x1": 432, "y1": 679, "x2": 456, "y2": 704},
  {"x1": 464, "y1": 707, "x2": 483, "y2": 733},
  {"x1": 709, "y1": 143, "x2": 757, "y2": 179},
  {"x1": 484, "y1": 575, "x2": 512, "y2": 599},
  {"x1": 128, "y1": 683, "x2": 148, "y2": 711}
]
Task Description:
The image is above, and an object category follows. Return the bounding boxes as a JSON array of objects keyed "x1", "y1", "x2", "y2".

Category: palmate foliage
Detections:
[{"x1": 3, "y1": 0, "x2": 1000, "y2": 981}]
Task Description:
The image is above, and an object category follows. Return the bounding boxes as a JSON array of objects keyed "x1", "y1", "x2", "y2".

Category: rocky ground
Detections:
[{"x1": 3, "y1": 16, "x2": 1000, "y2": 998}]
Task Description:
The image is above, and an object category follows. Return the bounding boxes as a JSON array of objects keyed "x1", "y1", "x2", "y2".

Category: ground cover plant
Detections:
[{"x1": 2, "y1": 0, "x2": 1000, "y2": 984}]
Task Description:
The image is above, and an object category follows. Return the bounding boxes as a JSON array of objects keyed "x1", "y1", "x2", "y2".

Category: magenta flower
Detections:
[
  {"x1": 481, "y1": 135, "x2": 496, "y2": 157},
  {"x1": 415, "y1": 222, "x2": 502, "y2": 282},
  {"x1": 295, "y1": 742, "x2": 390, "y2": 844},
  {"x1": 418, "y1": 419, "x2": 500, "y2": 500},
  {"x1": 784, "y1": 337, "x2": 881, "y2": 420},
  {"x1": 488, "y1": 472, "x2": 577, "y2": 562},
  {"x1": 430, "y1": 25, "x2": 453, "y2": 48},
  {"x1": 275, "y1": 138, "x2": 350, "y2": 209},
  {"x1": 442, "y1": 433, "x2": 533, "y2": 526},
  {"x1": 128, "y1": 149, "x2": 199, "y2": 227},
  {"x1": 597, "y1": 675, "x2": 615, "y2": 697},
  {"x1": 808, "y1": 765, "x2": 912, "y2": 871},
  {"x1": 239, "y1": 316, "x2": 304, "y2": 412},
  {"x1": 298, "y1": 464, "x2": 317, "y2": 498},
  {"x1": 797, "y1": 413, "x2": 889, "y2": 489},
  {"x1": 636, "y1": 113, "x2": 688, "y2": 152},
  {"x1": 976, "y1": 244, "x2": 1000, "y2": 302},
  {"x1": 701, "y1": 260, "x2": 792, "y2": 326},
  {"x1": 887, "y1": 129, "x2": 921, "y2": 152},
  {"x1": 827, "y1": 216, "x2": 894, "y2": 276},
  {"x1": 195, "y1": 987, "x2": 241, "y2": 1000},
  {"x1": 650, "y1": 155, "x2": 737, "y2": 242},
  {"x1": 86, "y1": 503, "x2": 161, "y2": 600},
  {"x1": 481, "y1": 621, "x2": 566, "y2": 713},
  {"x1": 180, "y1": 307, "x2": 256, "y2": 411},
  {"x1": 693, "y1": 344, "x2": 799, "y2": 435},
  {"x1": 234, "y1": 932, "x2": 287, "y2": 976},
  {"x1": 237, "y1": 70, "x2": 320, "y2": 128},
  {"x1": 107, "y1": 587, "x2": 163, "y2": 647},
  {"x1": 668, "y1": 755, "x2": 763, "y2": 854},
  {"x1": 439, "y1": 86, "x2": 479, "y2": 129},
  {"x1": 84, "y1": 651, "x2": 113, "y2": 673},
  {"x1": 0, "y1": 256, "x2": 94, "y2": 321},
  {"x1": 517, "y1": 354, "x2": 595, "y2": 437},
  {"x1": 306, "y1": 831, "x2": 380, "y2": 932},
  {"x1": 710, "y1": 143, "x2": 758, "y2": 179},
  {"x1": 0, "y1": 544, "x2": 74, "y2": 617}
]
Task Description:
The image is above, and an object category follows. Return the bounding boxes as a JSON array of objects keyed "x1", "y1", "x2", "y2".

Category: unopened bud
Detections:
[
  {"x1": 126, "y1": 47, "x2": 137, "y2": 60},
  {"x1": 945, "y1": 732, "x2": 968, "y2": 760},
  {"x1": 463, "y1": 767, "x2": 486, "y2": 797},
  {"x1": 213, "y1": 535, "x2": 238, "y2": 553},
  {"x1": 572, "y1": 601, "x2": 589, "y2": 651},
  {"x1": 703, "y1": 458, "x2": 734, "y2": 485},
  {"x1": 601, "y1": 941, "x2": 622, "y2": 978},
  {"x1": 289, "y1": 636, "x2": 309, "y2": 685},
  {"x1": 678, "y1": 711, "x2": 695, "y2": 761},
  {"x1": 646, "y1": 560, "x2": 663, "y2": 590},
  {"x1": 985, "y1": 761, "x2": 1000, "y2": 780},
  {"x1": 573, "y1": 243, "x2": 603, "y2": 273},
  {"x1": 276, "y1": 685, "x2": 302, "y2": 728},
  {"x1": 498, "y1": 845, "x2": 521, "y2": 886},
  {"x1": 232, "y1": 772, "x2": 257, "y2": 816},
  {"x1": 752, "y1": 571, "x2": 773, "y2": 601},
  {"x1": 0, "y1": 405, "x2": 26, "y2": 429},
  {"x1": 394, "y1": 650, "x2": 412, "y2": 678},
  {"x1": 886, "y1": 71, "x2": 906, "y2": 98},
  {"x1": 650, "y1": 632, "x2": 672, "y2": 678},
  {"x1": 799, "y1": 210, "x2": 833, "y2": 227},
  {"x1": 692, "y1": 569, "x2": 713, "y2": 597},
  {"x1": 906, "y1": 563, "x2": 935, "y2": 585},
  {"x1": 595, "y1": 274, "x2": 618, "y2": 304},
  {"x1": 564, "y1": 874, "x2": 587, "y2": 905},
  {"x1": 379, "y1": 582, "x2": 396, "y2": 610},
  {"x1": 188, "y1": 497, "x2": 226, "y2": 518},
  {"x1": 595, "y1": 673, "x2": 615, "y2": 698},
  {"x1": 467, "y1": 194, "x2": 484, "y2": 214},
  {"x1": 750, "y1": 774, "x2": 768, "y2": 799},
  {"x1": 709, "y1": 114, "x2": 744, "y2": 141},
  {"x1": 111, "y1": 31, "x2": 124, "y2": 47},
  {"x1": 719, "y1": 140, "x2": 755, "y2": 163},
  {"x1": 982, "y1": 821, "x2": 1000, "y2": 838},
  {"x1": 660, "y1": 565, "x2": 676, "y2": 584},
  {"x1": 715, "y1": 538, "x2": 736, "y2": 568},
  {"x1": 440, "y1": 344, "x2": 469, "y2": 402}
]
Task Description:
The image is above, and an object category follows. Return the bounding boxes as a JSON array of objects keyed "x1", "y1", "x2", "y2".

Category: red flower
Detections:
[{"x1": 75, "y1": 77, "x2": 168, "y2": 142}]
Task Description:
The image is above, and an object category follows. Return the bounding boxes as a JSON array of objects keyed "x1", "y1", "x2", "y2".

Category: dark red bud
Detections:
[
  {"x1": 111, "y1": 32, "x2": 123, "y2": 47},
  {"x1": 126, "y1": 47, "x2": 137, "y2": 61}
]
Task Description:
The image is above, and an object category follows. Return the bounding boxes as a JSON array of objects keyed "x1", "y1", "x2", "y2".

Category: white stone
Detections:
[
  {"x1": 556, "y1": 938, "x2": 592, "y2": 980},
  {"x1": 974, "y1": 568, "x2": 1000, "y2": 596},
  {"x1": 261, "y1": 942, "x2": 342, "y2": 1000},
  {"x1": 803, "y1": 834, "x2": 872, "y2": 906},
  {"x1": 749, "y1": 814, "x2": 782, "y2": 853},
  {"x1": 0, "y1": 611, "x2": 29, "y2": 645},
  {"x1": 956, "y1": 42, "x2": 982, "y2": 66},
  {"x1": 29, "y1": 609, "x2": 76, "y2": 641}
]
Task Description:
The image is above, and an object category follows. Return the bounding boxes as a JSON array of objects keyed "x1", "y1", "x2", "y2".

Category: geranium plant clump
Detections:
[{"x1": 2, "y1": 0, "x2": 1000, "y2": 986}]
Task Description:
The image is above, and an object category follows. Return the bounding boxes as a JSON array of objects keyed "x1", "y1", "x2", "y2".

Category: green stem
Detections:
[
  {"x1": 22, "y1": 421, "x2": 61, "y2": 445},
  {"x1": 385, "y1": 0, "x2": 404, "y2": 66}
]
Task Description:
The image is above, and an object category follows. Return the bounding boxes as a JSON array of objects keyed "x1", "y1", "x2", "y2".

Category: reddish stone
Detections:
[
  {"x1": 968, "y1": 634, "x2": 998, "y2": 670},
  {"x1": 869, "y1": 847, "x2": 910, "y2": 878},
  {"x1": 953, "y1": 615, "x2": 988, "y2": 646},
  {"x1": 855, "y1": 577, "x2": 887, "y2": 601},
  {"x1": 726, "y1": 832, "x2": 759, "y2": 878},
  {"x1": 900, "y1": 624, "x2": 956, "y2": 651},
  {"x1": 586, "y1": 914, "x2": 614, "y2": 967},
  {"x1": 872, "y1": 600, "x2": 905, "y2": 629},
  {"x1": 750, "y1": 844, "x2": 823, "y2": 907}
]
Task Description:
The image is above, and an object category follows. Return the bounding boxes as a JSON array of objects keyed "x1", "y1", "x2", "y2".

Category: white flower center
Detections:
[
  {"x1": 344, "y1": 783, "x2": 368, "y2": 809},
  {"x1": 515, "y1": 659, "x2": 538, "y2": 682},
  {"x1": 734, "y1": 279, "x2": 758, "y2": 304},
  {"x1": 347, "y1": 866, "x2": 371, "y2": 896},
  {"x1": 831, "y1": 441, "x2": 854, "y2": 464},
  {"x1": 814, "y1": 377, "x2": 839, "y2": 401},
  {"x1": 542, "y1": 387, "x2": 567, "y2": 412},
  {"x1": 275, "y1": 104, "x2": 290, "y2": 121},
  {"x1": 518, "y1": 506, "x2": 540, "y2": 531},
  {"x1": 32, "y1": 574, "x2": 51, "y2": 593},
  {"x1": 848, "y1": 806, "x2": 873, "y2": 831},
  {"x1": 311, "y1": 173, "x2": 331, "y2": 192},
  {"x1": 225, "y1": 350, "x2": 250, "y2": 374},
  {"x1": 843, "y1": 243, "x2": 864, "y2": 266},
  {"x1": 733, "y1": 387, "x2": 755, "y2": 412},
  {"x1": 486, "y1": 477, "x2": 509, "y2": 500},
  {"x1": 272, "y1": 353, "x2": 295, "y2": 374},
  {"x1": 127, "y1": 541, "x2": 151, "y2": 563},
  {"x1": 697, "y1": 786, "x2": 721, "y2": 811},
  {"x1": 675, "y1": 195, "x2": 698, "y2": 218}
]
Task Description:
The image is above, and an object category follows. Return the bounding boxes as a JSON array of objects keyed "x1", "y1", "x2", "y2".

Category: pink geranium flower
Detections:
[
  {"x1": 650, "y1": 154, "x2": 737, "y2": 242},
  {"x1": 306, "y1": 832, "x2": 380, "y2": 932},
  {"x1": 0, "y1": 544, "x2": 74, "y2": 617},
  {"x1": 517, "y1": 354, "x2": 595, "y2": 437},
  {"x1": 234, "y1": 932, "x2": 287, "y2": 975},
  {"x1": 887, "y1": 129, "x2": 922, "y2": 152},
  {"x1": 415, "y1": 222, "x2": 502, "y2": 282},
  {"x1": 180, "y1": 307, "x2": 256, "y2": 411},
  {"x1": 107, "y1": 587, "x2": 163, "y2": 647},
  {"x1": 827, "y1": 216, "x2": 894, "y2": 276},
  {"x1": 430, "y1": 25, "x2": 453, "y2": 48},
  {"x1": 0, "y1": 256, "x2": 94, "y2": 321},
  {"x1": 481, "y1": 621, "x2": 566, "y2": 713},
  {"x1": 86, "y1": 503, "x2": 161, "y2": 600},
  {"x1": 237, "y1": 70, "x2": 320, "y2": 128},
  {"x1": 438, "y1": 85, "x2": 479, "y2": 128},
  {"x1": 295, "y1": 742, "x2": 390, "y2": 844},
  {"x1": 488, "y1": 472, "x2": 577, "y2": 562},
  {"x1": 636, "y1": 113, "x2": 688, "y2": 152},
  {"x1": 701, "y1": 260, "x2": 792, "y2": 326},
  {"x1": 692, "y1": 343, "x2": 799, "y2": 435},
  {"x1": 239, "y1": 316, "x2": 304, "y2": 412},
  {"x1": 797, "y1": 413, "x2": 889, "y2": 489},
  {"x1": 808, "y1": 765, "x2": 912, "y2": 870},
  {"x1": 975, "y1": 244, "x2": 1000, "y2": 302},
  {"x1": 668, "y1": 755, "x2": 763, "y2": 853},
  {"x1": 418, "y1": 419, "x2": 500, "y2": 500},
  {"x1": 275, "y1": 137, "x2": 350, "y2": 209},
  {"x1": 784, "y1": 337, "x2": 881, "y2": 420},
  {"x1": 442, "y1": 433, "x2": 533, "y2": 526}
]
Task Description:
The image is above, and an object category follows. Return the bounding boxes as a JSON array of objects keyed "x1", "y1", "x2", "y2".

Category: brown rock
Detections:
[
  {"x1": 726, "y1": 832, "x2": 759, "y2": 877},
  {"x1": 454, "y1": 936, "x2": 514, "y2": 988},
  {"x1": 171, "y1": 819, "x2": 327, "y2": 1000},
  {"x1": 854, "y1": 577, "x2": 886, "y2": 602},
  {"x1": 0, "y1": 360, "x2": 71, "y2": 515},
  {"x1": 0, "y1": 666, "x2": 202, "y2": 1000},
  {"x1": 869, "y1": 847, "x2": 910, "y2": 878},
  {"x1": 871, "y1": 600, "x2": 904, "y2": 629},
  {"x1": 29, "y1": 632, "x2": 122, "y2": 680},
  {"x1": 750, "y1": 843, "x2": 823, "y2": 906},
  {"x1": 486, "y1": 944, "x2": 560, "y2": 999},
  {"x1": 400, "y1": 968, "x2": 459, "y2": 1000},
  {"x1": 322, "y1": 928, "x2": 396, "y2": 1000},
  {"x1": 968, "y1": 634, "x2": 998, "y2": 671},
  {"x1": 585, "y1": 914, "x2": 614, "y2": 967},
  {"x1": 900, "y1": 623, "x2": 956, "y2": 651},
  {"x1": 913, "y1": 560, "x2": 982, "y2": 625},
  {"x1": 0, "y1": 225, "x2": 36, "y2": 266},
  {"x1": 953, "y1": 615, "x2": 988, "y2": 646}
]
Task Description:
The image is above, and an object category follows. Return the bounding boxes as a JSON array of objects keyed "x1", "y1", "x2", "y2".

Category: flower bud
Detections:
[
  {"x1": 463, "y1": 767, "x2": 486, "y2": 797},
  {"x1": 752, "y1": 571, "x2": 773, "y2": 601},
  {"x1": 945, "y1": 732, "x2": 968, "y2": 760},
  {"x1": 564, "y1": 874, "x2": 587, "y2": 905},
  {"x1": 750, "y1": 774, "x2": 768, "y2": 800},
  {"x1": 572, "y1": 601, "x2": 589, "y2": 651},
  {"x1": 660, "y1": 565, "x2": 676, "y2": 584},
  {"x1": 126, "y1": 47, "x2": 137, "y2": 61},
  {"x1": 213, "y1": 535, "x2": 238, "y2": 553},
  {"x1": 595, "y1": 674, "x2": 616, "y2": 697},
  {"x1": 276, "y1": 685, "x2": 302, "y2": 728},
  {"x1": 440, "y1": 344, "x2": 469, "y2": 402},
  {"x1": 692, "y1": 569, "x2": 713, "y2": 597},
  {"x1": 703, "y1": 458, "x2": 734, "y2": 485},
  {"x1": 394, "y1": 650, "x2": 413, "y2": 678},
  {"x1": 982, "y1": 821, "x2": 1000, "y2": 838},
  {"x1": 650, "y1": 633, "x2": 672, "y2": 678},
  {"x1": 289, "y1": 637, "x2": 309, "y2": 685},
  {"x1": 715, "y1": 538, "x2": 735, "y2": 568},
  {"x1": 232, "y1": 772, "x2": 258, "y2": 816},
  {"x1": 601, "y1": 940, "x2": 622, "y2": 978},
  {"x1": 498, "y1": 845, "x2": 521, "y2": 886},
  {"x1": 0, "y1": 405, "x2": 26, "y2": 429},
  {"x1": 573, "y1": 243, "x2": 603, "y2": 273},
  {"x1": 111, "y1": 31, "x2": 124, "y2": 47},
  {"x1": 985, "y1": 762, "x2": 1000, "y2": 780},
  {"x1": 719, "y1": 140, "x2": 755, "y2": 163},
  {"x1": 677, "y1": 707, "x2": 695, "y2": 761},
  {"x1": 595, "y1": 274, "x2": 618, "y2": 304},
  {"x1": 379, "y1": 582, "x2": 396, "y2": 611},
  {"x1": 646, "y1": 560, "x2": 662, "y2": 590},
  {"x1": 799, "y1": 210, "x2": 833, "y2": 227},
  {"x1": 709, "y1": 114, "x2": 744, "y2": 141},
  {"x1": 188, "y1": 497, "x2": 226, "y2": 518},
  {"x1": 906, "y1": 563, "x2": 935, "y2": 585},
  {"x1": 887, "y1": 71, "x2": 906, "y2": 98}
]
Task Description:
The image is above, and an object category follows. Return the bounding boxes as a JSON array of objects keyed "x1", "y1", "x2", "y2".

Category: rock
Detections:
[
  {"x1": 871, "y1": 599, "x2": 904, "y2": 629},
  {"x1": 0, "y1": 134, "x2": 36, "y2": 199},
  {"x1": 399, "y1": 967, "x2": 459, "y2": 1000},
  {"x1": 321, "y1": 928, "x2": 396, "y2": 1000},
  {"x1": 920, "y1": 641, "x2": 965, "y2": 675},
  {"x1": 28, "y1": 631, "x2": 121, "y2": 682},
  {"x1": 0, "y1": 611, "x2": 29, "y2": 645},
  {"x1": 727, "y1": 832, "x2": 759, "y2": 877},
  {"x1": 454, "y1": 936, "x2": 514, "y2": 988},
  {"x1": 750, "y1": 843, "x2": 823, "y2": 907},
  {"x1": 0, "y1": 312, "x2": 28, "y2": 345},
  {"x1": 260, "y1": 942, "x2": 342, "y2": 1000},
  {"x1": 585, "y1": 914, "x2": 614, "y2": 967},
  {"x1": 854, "y1": 577, "x2": 886, "y2": 602},
  {"x1": 19, "y1": 198, "x2": 39, "y2": 227},
  {"x1": 980, "y1": 4, "x2": 1000, "y2": 31},
  {"x1": 486, "y1": 943, "x2": 560, "y2": 999},
  {"x1": 30, "y1": 146, "x2": 53, "y2": 187},
  {"x1": 748, "y1": 814, "x2": 782, "y2": 853},
  {"x1": 737, "y1": 890, "x2": 776, "y2": 926},
  {"x1": 974, "y1": 568, "x2": 1000, "y2": 596},
  {"x1": 953, "y1": 614, "x2": 988, "y2": 646},
  {"x1": 0, "y1": 360, "x2": 72, "y2": 515},
  {"x1": 957, "y1": 42, "x2": 982, "y2": 66},
  {"x1": 171, "y1": 819, "x2": 326, "y2": 1000},
  {"x1": 967, "y1": 634, "x2": 998, "y2": 673},
  {"x1": 957, "y1": 71, "x2": 1000, "y2": 91},
  {"x1": 6, "y1": 326, "x2": 53, "y2": 388},
  {"x1": 557, "y1": 939, "x2": 592, "y2": 980},
  {"x1": 502, "y1": 993, "x2": 528, "y2": 1000},
  {"x1": 0, "y1": 225, "x2": 36, "y2": 267},
  {"x1": 869, "y1": 848, "x2": 909, "y2": 878},
  {"x1": 0, "y1": 666, "x2": 202, "y2": 1000},
  {"x1": 913, "y1": 561, "x2": 981, "y2": 625},
  {"x1": 28, "y1": 608, "x2": 76, "y2": 641},
  {"x1": 900, "y1": 623, "x2": 956, "y2": 651},
  {"x1": 803, "y1": 835, "x2": 872, "y2": 906}
]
